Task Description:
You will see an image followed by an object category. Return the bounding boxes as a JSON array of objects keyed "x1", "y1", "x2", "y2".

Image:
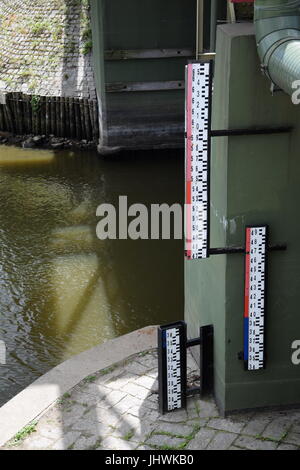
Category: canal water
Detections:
[{"x1": 0, "y1": 146, "x2": 184, "y2": 406}]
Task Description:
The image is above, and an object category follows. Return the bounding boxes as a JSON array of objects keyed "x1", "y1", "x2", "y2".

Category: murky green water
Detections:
[{"x1": 0, "y1": 146, "x2": 183, "y2": 406}]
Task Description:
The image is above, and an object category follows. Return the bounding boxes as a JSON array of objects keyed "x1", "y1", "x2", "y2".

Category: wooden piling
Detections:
[
  {"x1": 0, "y1": 92, "x2": 99, "y2": 142},
  {"x1": 69, "y1": 97, "x2": 75, "y2": 138},
  {"x1": 45, "y1": 97, "x2": 50, "y2": 136},
  {"x1": 0, "y1": 105, "x2": 5, "y2": 131}
]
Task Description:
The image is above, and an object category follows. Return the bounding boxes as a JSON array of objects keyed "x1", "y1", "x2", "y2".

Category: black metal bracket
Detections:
[
  {"x1": 187, "y1": 337, "x2": 201, "y2": 348},
  {"x1": 210, "y1": 126, "x2": 292, "y2": 137},
  {"x1": 184, "y1": 126, "x2": 292, "y2": 141},
  {"x1": 186, "y1": 336, "x2": 202, "y2": 397},
  {"x1": 186, "y1": 325, "x2": 214, "y2": 399},
  {"x1": 158, "y1": 322, "x2": 214, "y2": 414},
  {"x1": 209, "y1": 243, "x2": 287, "y2": 256},
  {"x1": 185, "y1": 243, "x2": 286, "y2": 259}
]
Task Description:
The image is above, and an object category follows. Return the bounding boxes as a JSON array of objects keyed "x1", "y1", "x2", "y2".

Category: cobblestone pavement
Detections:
[{"x1": 3, "y1": 350, "x2": 300, "y2": 450}]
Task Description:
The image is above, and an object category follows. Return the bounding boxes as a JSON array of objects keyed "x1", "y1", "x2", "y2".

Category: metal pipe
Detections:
[
  {"x1": 210, "y1": 0, "x2": 218, "y2": 51},
  {"x1": 196, "y1": 0, "x2": 204, "y2": 58},
  {"x1": 254, "y1": 0, "x2": 300, "y2": 97}
]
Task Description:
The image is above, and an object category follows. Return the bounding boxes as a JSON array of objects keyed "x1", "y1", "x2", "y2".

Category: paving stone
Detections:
[
  {"x1": 291, "y1": 423, "x2": 300, "y2": 434},
  {"x1": 104, "y1": 372, "x2": 137, "y2": 391},
  {"x1": 146, "y1": 391, "x2": 158, "y2": 401},
  {"x1": 207, "y1": 431, "x2": 237, "y2": 450},
  {"x1": 262, "y1": 417, "x2": 292, "y2": 441},
  {"x1": 49, "y1": 431, "x2": 81, "y2": 450},
  {"x1": 142, "y1": 401, "x2": 159, "y2": 413},
  {"x1": 146, "y1": 434, "x2": 186, "y2": 449},
  {"x1": 132, "y1": 375, "x2": 157, "y2": 391},
  {"x1": 95, "y1": 408, "x2": 122, "y2": 428},
  {"x1": 208, "y1": 418, "x2": 245, "y2": 434},
  {"x1": 235, "y1": 436, "x2": 277, "y2": 450},
  {"x1": 282, "y1": 432, "x2": 300, "y2": 446},
  {"x1": 242, "y1": 415, "x2": 272, "y2": 436},
  {"x1": 129, "y1": 406, "x2": 159, "y2": 422},
  {"x1": 186, "y1": 428, "x2": 216, "y2": 450},
  {"x1": 39, "y1": 425, "x2": 63, "y2": 441},
  {"x1": 71, "y1": 385, "x2": 108, "y2": 406},
  {"x1": 113, "y1": 396, "x2": 139, "y2": 415},
  {"x1": 154, "y1": 422, "x2": 195, "y2": 437},
  {"x1": 61, "y1": 404, "x2": 87, "y2": 427},
  {"x1": 72, "y1": 409, "x2": 114, "y2": 435},
  {"x1": 186, "y1": 398, "x2": 200, "y2": 419},
  {"x1": 120, "y1": 394, "x2": 144, "y2": 408},
  {"x1": 42, "y1": 407, "x2": 63, "y2": 426},
  {"x1": 73, "y1": 435, "x2": 101, "y2": 450},
  {"x1": 112, "y1": 414, "x2": 141, "y2": 438},
  {"x1": 114, "y1": 415, "x2": 157, "y2": 442},
  {"x1": 136, "y1": 354, "x2": 157, "y2": 370},
  {"x1": 94, "y1": 368, "x2": 124, "y2": 386},
  {"x1": 277, "y1": 443, "x2": 299, "y2": 450},
  {"x1": 4, "y1": 348, "x2": 300, "y2": 452},
  {"x1": 158, "y1": 408, "x2": 188, "y2": 423},
  {"x1": 121, "y1": 382, "x2": 151, "y2": 400},
  {"x1": 124, "y1": 361, "x2": 149, "y2": 376},
  {"x1": 101, "y1": 436, "x2": 137, "y2": 450},
  {"x1": 198, "y1": 400, "x2": 219, "y2": 418},
  {"x1": 187, "y1": 418, "x2": 209, "y2": 428},
  {"x1": 106, "y1": 390, "x2": 128, "y2": 407},
  {"x1": 22, "y1": 436, "x2": 53, "y2": 450},
  {"x1": 146, "y1": 370, "x2": 159, "y2": 379}
]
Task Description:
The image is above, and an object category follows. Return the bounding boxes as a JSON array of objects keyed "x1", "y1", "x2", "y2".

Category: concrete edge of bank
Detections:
[{"x1": 0, "y1": 326, "x2": 158, "y2": 447}]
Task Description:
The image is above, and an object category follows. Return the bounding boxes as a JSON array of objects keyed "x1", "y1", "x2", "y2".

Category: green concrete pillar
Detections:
[{"x1": 185, "y1": 23, "x2": 300, "y2": 414}]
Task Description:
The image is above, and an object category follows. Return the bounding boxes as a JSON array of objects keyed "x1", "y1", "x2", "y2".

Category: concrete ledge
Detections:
[{"x1": 0, "y1": 326, "x2": 157, "y2": 447}]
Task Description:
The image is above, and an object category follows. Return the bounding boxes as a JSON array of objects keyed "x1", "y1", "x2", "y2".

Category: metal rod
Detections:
[
  {"x1": 187, "y1": 337, "x2": 201, "y2": 348},
  {"x1": 210, "y1": 126, "x2": 292, "y2": 137},
  {"x1": 196, "y1": 0, "x2": 204, "y2": 59},
  {"x1": 106, "y1": 80, "x2": 185, "y2": 93},
  {"x1": 198, "y1": 52, "x2": 216, "y2": 61},
  {"x1": 104, "y1": 48, "x2": 195, "y2": 61},
  {"x1": 210, "y1": 0, "x2": 218, "y2": 52},
  {"x1": 209, "y1": 244, "x2": 287, "y2": 256},
  {"x1": 186, "y1": 387, "x2": 201, "y2": 397},
  {"x1": 227, "y1": 0, "x2": 236, "y2": 23}
]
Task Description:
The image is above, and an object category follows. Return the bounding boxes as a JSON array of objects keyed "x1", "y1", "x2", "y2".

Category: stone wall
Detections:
[{"x1": 0, "y1": 0, "x2": 96, "y2": 100}]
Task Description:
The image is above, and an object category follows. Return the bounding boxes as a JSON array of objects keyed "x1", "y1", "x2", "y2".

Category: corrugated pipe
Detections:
[{"x1": 254, "y1": 0, "x2": 300, "y2": 96}]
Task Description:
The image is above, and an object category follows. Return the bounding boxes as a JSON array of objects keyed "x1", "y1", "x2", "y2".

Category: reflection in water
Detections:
[{"x1": 0, "y1": 146, "x2": 184, "y2": 406}]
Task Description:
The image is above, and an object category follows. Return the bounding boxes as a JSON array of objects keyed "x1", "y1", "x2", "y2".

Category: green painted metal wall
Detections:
[
  {"x1": 90, "y1": 0, "x2": 197, "y2": 152},
  {"x1": 186, "y1": 23, "x2": 300, "y2": 414}
]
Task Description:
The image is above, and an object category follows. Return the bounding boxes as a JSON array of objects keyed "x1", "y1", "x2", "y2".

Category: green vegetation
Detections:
[
  {"x1": 123, "y1": 430, "x2": 135, "y2": 441},
  {"x1": 52, "y1": 24, "x2": 64, "y2": 41},
  {"x1": 30, "y1": 20, "x2": 51, "y2": 36},
  {"x1": 82, "y1": 40, "x2": 92, "y2": 55},
  {"x1": 81, "y1": 0, "x2": 92, "y2": 54},
  {"x1": 57, "y1": 392, "x2": 72, "y2": 405},
  {"x1": 84, "y1": 375, "x2": 97, "y2": 383},
  {"x1": 89, "y1": 438, "x2": 102, "y2": 450},
  {"x1": 12, "y1": 422, "x2": 37, "y2": 444},
  {"x1": 82, "y1": 0, "x2": 90, "y2": 9},
  {"x1": 30, "y1": 95, "x2": 41, "y2": 113},
  {"x1": 99, "y1": 364, "x2": 118, "y2": 376},
  {"x1": 19, "y1": 69, "x2": 33, "y2": 79},
  {"x1": 145, "y1": 424, "x2": 201, "y2": 450}
]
